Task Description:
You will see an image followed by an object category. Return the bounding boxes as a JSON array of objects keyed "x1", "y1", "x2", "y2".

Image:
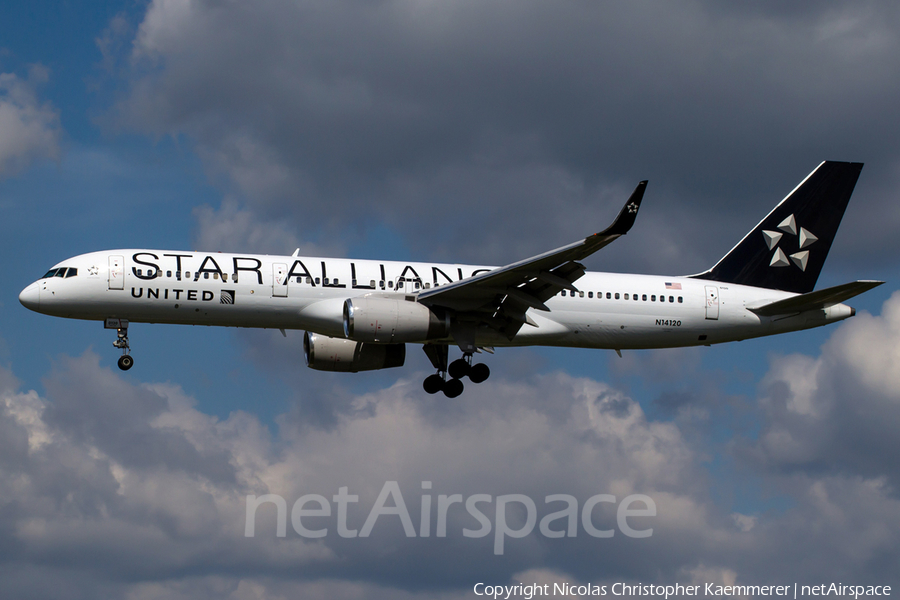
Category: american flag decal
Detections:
[
  {"x1": 220, "y1": 290, "x2": 235, "y2": 304},
  {"x1": 665, "y1": 282, "x2": 682, "y2": 290}
]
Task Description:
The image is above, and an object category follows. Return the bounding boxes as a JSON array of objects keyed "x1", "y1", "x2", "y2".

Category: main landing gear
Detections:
[
  {"x1": 107, "y1": 318, "x2": 134, "y2": 371},
  {"x1": 422, "y1": 346, "x2": 490, "y2": 397}
]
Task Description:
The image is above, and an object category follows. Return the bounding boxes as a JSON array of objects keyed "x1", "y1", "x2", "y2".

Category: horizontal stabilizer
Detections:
[{"x1": 747, "y1": 280, "x2": 883, "y2": 317}]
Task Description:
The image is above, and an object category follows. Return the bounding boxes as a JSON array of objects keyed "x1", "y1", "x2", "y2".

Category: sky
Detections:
[{"x1": 1, "y1": 1, "x2": 900, "y2": 598}]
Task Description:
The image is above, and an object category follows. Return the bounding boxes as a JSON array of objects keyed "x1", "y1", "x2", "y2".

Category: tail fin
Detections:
[{"x1": 691, "y1": 161, "x2": 863, "y2": 293}]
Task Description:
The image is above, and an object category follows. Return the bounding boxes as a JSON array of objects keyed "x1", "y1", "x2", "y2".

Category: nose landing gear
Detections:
[
  {"x1": 422, "y1": 345, "x2": 490, "y2": 397},
  {"x1": 106, "y1": 318, "x2": 134, "y2": 371}
]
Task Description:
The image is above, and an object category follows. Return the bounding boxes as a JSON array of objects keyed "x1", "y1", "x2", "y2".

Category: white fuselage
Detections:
[{"x1": 19, "y1": 249, "x2": 855, "y2": 350}]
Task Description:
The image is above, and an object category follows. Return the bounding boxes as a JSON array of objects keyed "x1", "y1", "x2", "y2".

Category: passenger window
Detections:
[
  {"x1": 185, "y1": 271, "x2": 191, "y2": 279},
  {"x1": 214, "y1": 273, "x2": 219, "y2": 280},
  {"x1": 234, "y1": 274, "x2": 239, "y2": 283},
  {"x1": 606, "y1": 292, "x2": 611, "y2": 299},
  {"x1": 324, "y1": 278, "x2": 329, "y2": 285},
  {"x1": 634, "y1": 294, "x2": 639, "y2": 301},
  {"x1": 615, "y1": 293, "x2": 620, "y2": 300},
  {"x1": 370, "y1": 280, "x2": 376, "y2": 287},
  {"x1": 379, "y1": 281, "x2": 385, "y2": 289},
  {"x1": 65, "y1": 268, "x2": 77, "y2": 278},
  {"x1": 167, "y1": 270, "x2": 172, "y2": 278},
  {"x1": 642, "y1": 294, "x2": 647, "y2": 301},
  {"x1": 388, "y1": 281, "x2": 393, "y2": 288},
  {"x1": 660, "y1": 296, "x2": 666, "y2": 302},
  {"x1": 579, "y1": 291, "x2": 584, "y2": 298},
  {"x1": 669, "y1": 296, "x2": 674, "y2": 303},
  {"x1": 306, "y1": 277, "x2": 312, "y2": 284},
  {"x1": 651, "y1": 295, "x2": 656, "y2": 301},
  {"x1": 624, "y1": 293, "x2": 629, "y2": 300},
  {"x1": 296, "y1": 276, "x2": 302, "y2": 283},
  {"x1": 136, "y1": 269, "x2": 142, "y2": 276},
  {"x1": 424, "y1": 283, "x2": 430, "y2": 289},
  {"x1": 223, "y1": 273, "x2": 228, "y2": 281},
  {"x1": 315, "y1": 277, "x2": 320, "y2": 284},
  {"x1": 588, "y1": 292, "x2": 593, "y2": 298},
  {"x1": 416, "y1": 282, "x2": 421, "y2": 289},
  {"x1": 678, "y1": 296, "x2": 683, "y2": 303}
]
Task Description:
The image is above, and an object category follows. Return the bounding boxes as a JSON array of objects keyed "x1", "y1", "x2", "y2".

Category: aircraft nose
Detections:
[{"x1": 19, "y1": 282, "x2": 40, "y2": 310}]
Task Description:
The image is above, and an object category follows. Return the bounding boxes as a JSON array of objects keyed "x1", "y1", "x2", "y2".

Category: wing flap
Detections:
[{"x1": 747, "y1": 280, "x2": 884, "y2": 317}]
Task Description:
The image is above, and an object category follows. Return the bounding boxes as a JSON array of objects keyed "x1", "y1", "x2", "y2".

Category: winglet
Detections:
[{"x1": 597, "y1": 180, "x2": 648, "y2": 237}]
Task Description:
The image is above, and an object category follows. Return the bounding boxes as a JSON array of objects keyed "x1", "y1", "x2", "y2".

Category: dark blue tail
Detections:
[{"x1": 691, "y1": 161, "x2": 863, "y2": 294}]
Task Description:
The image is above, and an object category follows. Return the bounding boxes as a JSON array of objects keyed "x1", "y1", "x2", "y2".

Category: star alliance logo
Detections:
[
  {"x1": 762, "y1": 214, "x2": 817, "y2": 271},
  {"x1": 626, "y1": 202, "x2": 639, "y2": 214}
]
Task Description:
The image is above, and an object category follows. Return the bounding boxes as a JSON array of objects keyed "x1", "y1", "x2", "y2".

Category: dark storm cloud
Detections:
[{"x1": 109, "y1": 0, "x2": 900, "y2": 274}]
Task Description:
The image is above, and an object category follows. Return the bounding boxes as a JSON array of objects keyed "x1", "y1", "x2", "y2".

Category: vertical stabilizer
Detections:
[{"x1": 691, "y1": 161, "x2": 863, "y2": 293}]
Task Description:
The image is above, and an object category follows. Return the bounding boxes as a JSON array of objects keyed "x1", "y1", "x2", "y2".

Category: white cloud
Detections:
[
  {"x1": 743, "y1": 292, "x2": 900, "y2": 481},
  {"x1": 0, "y1": 353, "x2": 717, "y2": 597},
  {"x1": 191, "y1": 197, "x2": 330, "y2": 256},
  {"x1": 0, "y1": 67, "x2": 60, "y2": 178},
  {"x1": 3, "y1": 313, "x2": 900, "y2": 598}
]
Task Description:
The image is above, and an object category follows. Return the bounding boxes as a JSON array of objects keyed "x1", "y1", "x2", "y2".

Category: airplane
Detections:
[{"x1": 19, "y1": 161, "x2": 883, "y2": 397}]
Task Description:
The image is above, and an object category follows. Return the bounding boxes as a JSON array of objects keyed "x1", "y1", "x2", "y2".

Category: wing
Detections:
[{"x1": 417, "y1": 181, "x2": 648, "y2": 341}]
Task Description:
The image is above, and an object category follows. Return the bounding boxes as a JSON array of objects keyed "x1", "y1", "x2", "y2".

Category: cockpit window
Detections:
[{"x1": 42, "y1": 267, "x2": 78, "y2": 278}]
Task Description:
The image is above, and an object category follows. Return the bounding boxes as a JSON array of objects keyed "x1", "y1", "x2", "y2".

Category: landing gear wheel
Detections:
[
  {"x1": 423, "y1": 374, "x2": 444, "y2": 394},
  {"x1": 448, "y1": 358, "x2": 470, "y2": 380},
  {"x1": 442, "y1": 378, "x2": 464, "y2": 398},
  {"x1": 118, "y1": 355, "x2": 134, "y2": 371},
  {"x1": 469, "y1": 363, "x2": 490, "y2": 383}
]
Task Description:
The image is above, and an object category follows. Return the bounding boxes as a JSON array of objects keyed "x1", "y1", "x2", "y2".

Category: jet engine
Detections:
[
  {"x1": 303, "y1": 331, "x2": 405, "y2": 373},
  {"x1": 343, "y1": 297, "x2": 450, "y2": 343}
]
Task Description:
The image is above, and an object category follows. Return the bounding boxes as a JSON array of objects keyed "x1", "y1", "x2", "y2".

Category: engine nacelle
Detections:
[
  {"x1": 343, "y1": 297, "x2": 450, "y2": 343},
  {"x1": 303, "y1": 331, "x2": 405, "y2": 373}
]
